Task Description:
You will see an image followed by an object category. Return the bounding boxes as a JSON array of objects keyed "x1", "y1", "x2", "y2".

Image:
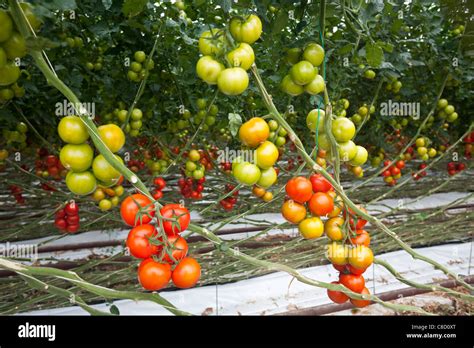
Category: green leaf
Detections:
[
  {"x1": 110, "y1": 304, "x2": 120, "y2": 315},
  {"x1": 338, "y1": 43, "x2": 353, "y2": 55},
  {"x1": 228, "y1": 113, "x2": 242, "y2": 137},
  {"x1": 272, "y1": 11, "x2": 289, "y2": 34},
  {"x1": 365, "y1": 42, "x2": 384, "y2": 68},
  {"x1": 122, "y1": 0, "x2": 148, "y2": 17}
]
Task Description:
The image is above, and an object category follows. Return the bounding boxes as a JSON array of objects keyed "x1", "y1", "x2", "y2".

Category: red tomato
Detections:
[
  {"x1": 54, "y1": 218, "x2": 67, "y2": 230},
  {"x1": 120, "y1": 194, "x2": 155, "y2": 226},
  {"x1": 163, "y1": 235, "x2": 188, "y2": 263},
  {"x1": 55, "y1": 209, "x2": 66, "y2": 219},
  {"x1": 309, "y1": 173, "x2": 332, "y2": 192},
  {"x1": 390, "y1": 166, "x2": 401, "y2": 176},
  {"x1": 138, "y1": 258, "x2": 171, "y2": 291},
  {"x1": 344, "y1": 206, "x2": 368, "y2": 230},
  {"x1": 395, "y1": 160, "x2": 405, "y2": 169},
  {"x1": 65, "y1": 202, "x2": 79, "y2": 215},
  {"x1": 152, "y1": 190, "x2": 163, "y2": 200},
  {"x1": 350, "y1": 287, "x2": 371, "y2": 308},
  {"x1": 285, "y1": 176, "x2": 313, "y2": 203},
  {"x1": 171, "y1": 257, "x2": 201, "y2": 288},
  {"x1": 327, "y1": 281, "x2": 349, "y2": 304},
  {"x1": 308, "y1": 192, "x2": 334, "y2": 216},
  {"x1": 126, "y1": 224, "x2": 160, "y2": 259},
  {"x1": 66, "y1": 224, "x2": 79, "y2": 233},
  {"x1": 66, "y1": 214, "x2": 80, "y2": 225},
  {"x1": 159, "y1": 204, "x2": 190, "y2": 235},
  {"x1": 153, "y1": 177, "x2": 166, "y2": 190},
  {"x1": 349, "y1": 229, "x2": 370, "y2": 247},
  {"x1": 339, "y1": 273, "x2": 365, "y2": 293},
  {"x1": 347, "y1": 264, "x2": 367, "y2": 275},
  {"x1": 333, "y1": 263, "x2": 347, "y2": 272}
]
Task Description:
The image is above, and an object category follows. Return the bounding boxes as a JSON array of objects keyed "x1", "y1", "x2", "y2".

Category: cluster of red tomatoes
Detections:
[
  {"x1": 463, "y1": 131, "x2": 473, "y2": 159},
  {"x1": 121, "y1": 193, "x2": 201, "y2": 291},
  {"x1": 54, "y1": 202, "x2": 80, "y2": 233},
  {"x1": 35, "y1": 150, "x2": 66, "y2": 180},
  {"x1": 412, "y1": 163, "x2": 428, "y2": 181},
  {"x1": 220, "y1": 184, "x2": 239, "y2": 211},
  {"x1": 127, "y1": 158, "x2": 146, "y2": 173},
  {"x1": 151, "y1": 177, "x2": 166, "y2": 200},
  {"x1": 447, "y1": 161, "x2": 466, "y2": 176},
  {"x1": 9, "y1": 185, "x2": 25, "y2": 205},
  {"x1": 220, "y1": 161, "x2": 232, "y2": 174},
  {"x1": 381, "y1": 159, "x2": 405, "y2": 186},
  {"x1": 177, "y1": 176, "x2": 205, "y2": 200}
]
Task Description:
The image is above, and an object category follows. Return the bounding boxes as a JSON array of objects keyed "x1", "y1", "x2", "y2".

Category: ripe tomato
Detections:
[
  {"x1": 350, "y1": 287, "x2": 371, "y2": 308},
  {"x1": 344, "y1": 206, "x2": 368, "y2": 230},
  {"x1": 227, "y1": 43, "x2": 255, "y2": 70},
  {"x1": 324, "y1": 216, "x2": 345, "y2": 241},
  {"x1": 280, "y1": 74, "x2": 304, "y2": 96},
  {"x1": 59, "y1": 144, "x2": 92, "y2": 172},
  {"x1": 98, "y1": 124, "x2": 125, "y2": 153},
  {"x1": 347, "y1": 264, "x2": 366, "y2": 276},
  {"x1": 66, "y1": 224, "x2": 79, "y2": 233},
  {"x1": 239, "y1": 117, "x2": 270, "y2": 148},
  {"x1": 339, "y1": 273, "x2": 365, "y2": 293},
  {"x1": 66, "y1": 171, "x2": 97, "y2": 196},
  {"x1": 66, "y1": 214, "x2": 80, "y2": 225},
  {"x1": 54, "y1": 218, "x2": 67, "y2": 230},
  {"x1": 306, "y1": 109, "x2": 326, "y2": 133},
  {"x1": 290, "y1": 60, "x2": 316, "y2": 85},
  {"x1": 127, "y1": 224, "x2": 160, "y2": 259},
  {"x1": 92, "y1": 154, "x2": 123, "y2": 184},
  {"x1": 256, "y1": 167, "x2": 277, "y2": 188},
  {"x1": 0, "y1": 62, "x2": 20, "y2": 86},
  {"x1": 332, "y1": 117, "x2": 355, "y2": 142},
  {"x1": 309, "y1": 173, "x2": 332, "y2": 192},
  {"x1": 233, "y1": 162, "x2": 261, "y2": 185},
  {"x1": 138, "y1": 258, "x2": 171, "y2": 291},
  {"x1": 281, "y1": 200, "x2": 307, "y2": 224},
  {"x1": 163, "y1": 235, "x2": 188, "y2": 263},
  {"x1": 285, "y1": 176, "x2": 313, "y2": 203},
  {"x1": 65, "y1": 202, "x2": 79, "y2": 215},
  {"x1": 255, "y1": 141, "x2": 278, "y2": 169},
  {"x1": 0, "y1": 10, "x2": 13, "y2": 43},
  {"x1": 304, "y1": 74, "x2": 325, "y2": 95},
  {"x1": 172, "y1": 257, "x2": 201, "y2": 288},
  {"x1": 327, "y1": 242, "x2": 348, "y2": 265},
  {"x1": 349, "y1": 145, "x2": 368, "y2": 166},
  {"x1": 229, "y1": 14, "x2": 262, "y2": 44},
  {"x1": 349, "y1": 229, "x2": 370, "y2": 247},
  {"x1": 57, "y1": 116, "x2": 89, "y2": 144},
  {"x1": 327, "y1": 281, "x2": 349, "y2": 304},
  {"x1": 196, "y1": 56, "x2": 224, "y2": 85},
  {"x1": 217, "y1": 67, "x2": 249, "y2": 96},
  {"x1": 395, "y1": 160, "x2": 405, "y2": 169},
  {"x1": 309, "y1": 192, "x2": 334, "y2": 216},
  {"x1": 298, "y1": 216, "x2": 324, "y2": 239},
  {"x1": 198, "y1": 29, "x2": 224, "y2": 55},
  {"x1": 120, "y1": 194, "x2": 155, "y2": 226},
  {"x1": 348, "y1": 245, "x2": 374, "y2": 269},
  {"x1": 160, "y1": 203, "x2": 190, "y2": 235},
  {"x1": 302, "y1": 43, "x2": 325, "y2": 67},
  {"x1": 153, "y1": 177, "x2": 166, "y2": 190}
]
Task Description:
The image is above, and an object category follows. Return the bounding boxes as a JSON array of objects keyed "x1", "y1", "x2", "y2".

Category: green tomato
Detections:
[
  {"x1": 302, "y1": 43, "x2": 325, "y2": 67},
  {"x1": 60, "y1": 143, "x2": 94, "y2": 172},
  {"x1": 131, "y1": 108, "x2": 143, "y2": 120},
  {"x1": 255, "y1": 141, "x2": 279, "y2": 169},
  {"x1": 364, "y1": 69, "x2": 376, "y2": 79},
  {"x1": 0, "y1": 10, "x2": 13, "y2": 43},
  {"x1": 208, "y1": 104, "x2": 219, "y2": 116},
  {"x1": 304, "y1": 74, "x2": 325, "y2": 95},
  {"x1": 66, "y1": 171, "x2": 97, "y2": 196},
  {"x1": 232, "y1": 161, "x2": 261, "y2": 186},
  {"x1": 338, "y1": 140, "x2": 357, "y2": 161},
  {"x1": 130, "y1": 61, "x2": 142, "y2": 73},
  {"x1": 229, "y1": 14, "x2": 262, "y2": 44},
  {"x1": 318, "y1": 133, "x2": 331, "y2": 151},
  {"x1": 447, "y1": 112, "x2": 458, "y2": 122},
  {"x1": 193, "y1": 168, "x2": 205, "y2": 180},
  {"x1": 186, "y1": 160, "x2": 197, "y2": 172},
  {"x1": 349, "y1": 145, "x2": 368, "y2": 166},
  {"x1": 196, "y1": 56, "x2": 225, "y2": 85},
  {"x1": 275, "y1": 136, "x2": 286, "y2": 147},
  {"x1": 257, "y1": 167, "x2": 277, "y2": 188},
  {"x1": 268, "y1": 120, "x2": 278, "y2": 131},
  {"x1": 198, "y1": 29, "x2": 224, "y2": 55},
  {"x1": 285, "y1": 47, "x2": 302, "y2": 65},
  {"x1": 0, "y1": 88, "x2": 14, "y2": 101},
  {"x1": 16, "y1": 122, "x2": 28, "y2": 133},
  {"x1": 227, "y1": 43, "x2": 255, "y2": 70},
  {"x1": 58, "y1": 116, "x2": 90, "y2": 144},
  {"x1": 217, "y1": 67, "x2": 249, "y2": 96},
  {"x1": 92, "y1": 154, "x2": 123, "y2": 183},
  {"x1": 290, "y1": 60, "x2": 316, "y2": 85},
  {"x1": 280, "y1": 75, "x2": 304, "y2": 96},
  {"x1": 134, "y1": 51, "x2": 146, "y2": 63},
  {"x1": 331, "y1": 117, "x2": 355, "y2": 142},
  {"x1": 205, "y1": 115, "x2": 216, "y2": 126},
  {"x1": 0, "y1": 62, "x2": 20, "y2": 86},
  {"x1": 437, "y1": 99, "x2": 448, "y2": 109},
  {"x1": 444, "y1": 105, "x2": 455, "y2": 115},
  {"x1": 0, "y1": 48, "x2": 7, "y2": 68},
  {"x1": 306, "y1": 109, "x2": 326, "y2": 133},
  {"x1": 130, "y1": 120, "x2": 142, "y2": 130},
  {"x1": 4, "y1": 32, "x2": 27, "y2": 59}
]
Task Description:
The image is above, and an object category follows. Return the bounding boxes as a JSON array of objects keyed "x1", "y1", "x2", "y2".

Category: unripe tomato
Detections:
[
  {"x1": 198, "y1": 29, "x2": 224, "y2": 55},
  {"x1": 327, "y1": 242, "x2": 348, "y2": 265},
  {"x1": 217, "y1": 67, "x2": 249, "y2": 95},
  {"x1": 348, "y1": 245, "x2": 373, "y2": 270},
  {"x1": 285, "y1": 47, "x2": 302, "y2": 65},
  {"x1": 306, "y1": 109, "x2": 326, "y2": 134},
  {"x1": 229, "y1": 14, "x2": 262, "y2": 44},
  {"x1": 304, "y1": 74, "x2": 325, "y2": 95},
  {"x1": 0, "y1": 62, "x2": 20, "y2": 86},
  {"x1": 120, "y1": 194, "x2": 155, "y2": 226},
  {"x1": 239, "y1": 117, "x2": 270, "y2": 148},
  {"x1": 298, "y1": 216, "x2": 324, "y2": 239},
  {"x1": 227, "y1": 43, "x2": 255, "y2": 70},
  {"x1": 3, "y1": 32, "x2": 26, "y2": 59},
  {"x1": 66, "y1": 171, "x2": 97, "y2": 196},
  {"x1": 196, "y1": 56, "x2": 224, "y2": 85},
  {"x1": 59, "y1": 143, "x2": 94, "y2": 172},
  {"x1": 364, "y1": 69, "x2": 376, "y2": 79},
  {"x1": 20, "y1": 3, "x2": 42, "y2": 32},
  {"x1": 262, "y1": 191, "x2": 273, "y2": 202},
  {"x1": 290, "y1": 60, "x2": 316, "y2": 85},
  {"x1": 138, "y1": 258, "x2": 171, "y2": 291},
  {"x1": 309, "y1": 192, "x2": 334, "y2": 216},
  {"x1": 285, "y1": 176, "x2": 313, "y2": 203},
  {"x1": 99, "y1": 198, "x2": 113, "y2": 211},
  {"x1": 350, "y1": 287, "x2": 371, "y2": 307},
  {"x1": 92, "y1": 154, "x2": 123, "y2": 183},
  {"x1": 318, "y1": 133, "x2": 331, "y2": 151},
  {"x1": 171, "y1": 257, "x2": 201, "y2": 288},
  {"x1": 257, "y1": 167, "x2": 277, "y2": 188},
  {"x1": 280, "y1": 75, "x2": 304, "y2": 96},
  {"x1": 281, "y1": 200, "x2": 307, "y2": 224},
  {"x1": 255, "y1": 141, "x2": 278, "y2": 169},
  {"x1": 437, "y1": 98, "x2": 448, "y2": 109},
  {"x1": 0, "y1": 10, "x2": 13, "y2": 43},
  {"x1": 0, "y1": 48, "x2": 7, "y2": 68},
  {"x1": 349, "y1": 145, "x2": 368, "y2": 166},
  {"x1": 332, "y1": 117, "x2": 355, "y2": 142},
  {"x1": 233, "y1": 162, "x2": 261, "y2": 185},
  {"x1": 325, "y1": 216, "x2": 345, "y2": 241},
  {"x1": 327, "y1": 281, "x2": 349, "y2": 304},
  {"x1": 98, "y1": 124, "x2": 126, "y2": 153},
  {"x1": 338, "y1": 140, "x2": 357, "y2": 161},
  {"x1": 302, "y1": 43, "x2": 325, "y2": 67}
]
